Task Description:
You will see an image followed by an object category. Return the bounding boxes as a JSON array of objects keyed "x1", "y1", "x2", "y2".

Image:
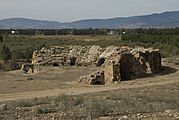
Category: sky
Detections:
[{"x1": 0, "y1": 0, "x2": 179, "y2": 22}]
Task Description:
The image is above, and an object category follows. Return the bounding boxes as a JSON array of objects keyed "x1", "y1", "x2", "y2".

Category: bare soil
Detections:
[
  {"x1": 0, "y1": 59, "x2": 179, "y2": 119},
  {"x1": 0, "y1": 60, "x2": 178, "y2": 102}
]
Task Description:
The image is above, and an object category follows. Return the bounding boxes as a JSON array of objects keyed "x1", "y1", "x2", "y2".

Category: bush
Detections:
[
  {"x1": 7, "y1": 100, "x2": 33, "y2": 108},
  {"x1": 121, "y1": 34, "x2": 179, "y2": 48},
  {"x1": 72, "y1": 97, "x2": 84, "y2": 106},
  {"x1": 1, "y1": 45, "x2": 11, "y2": 63},
  {"x1": 88, "y1": 100, "x2": 112, "y2": 117},
  {"x1": 121, "y1": 34, "x2": 179, "y2": 56},
  {"x1": 36, "y1": 107, "x2": 51, "y2": 114},
  {"x1": 0, "y1": 35, "x2": 3, "y2": 43}
]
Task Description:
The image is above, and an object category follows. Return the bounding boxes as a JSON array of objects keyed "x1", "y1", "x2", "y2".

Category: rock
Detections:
[
  {"x1": 27, "y1": 68, "x2": 33, "y2": 74},
  {"x1": 165, "y1": 109, "x2": 175, "y2": 114},
  {"x1": 99, "y1": 46, "x2": 120, "y2": 59},
  {"x1": 0, "y1": 103, "x2": 7, "y2": 111},
  {"x1": 86, "y1": 45, "x2": 102, "y2": 64},
  {"x1": 119, "y1": 115, "x2": 128, "y2": 119},
  {"x1": 78, "y1": 70, "x2": 105, "y2": 85},
  {"x1": 21, "y1": 63, "x2": 34, "y2": 73}
]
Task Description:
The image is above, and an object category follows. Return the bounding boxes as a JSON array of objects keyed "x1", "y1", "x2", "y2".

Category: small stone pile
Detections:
[
  {"x1": 78, "y1": 70, "x2": 105, "y2": 85},
  {"x1": 21, "y1": 63, "x2": 35, "y2": 74}
]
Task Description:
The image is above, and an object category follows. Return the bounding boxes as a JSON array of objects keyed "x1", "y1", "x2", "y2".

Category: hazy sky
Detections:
[{"x1": 0, "y1": 0, "x2": 179, "y2": 22}]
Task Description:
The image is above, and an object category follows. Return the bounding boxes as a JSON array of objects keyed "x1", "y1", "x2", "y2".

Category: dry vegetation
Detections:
[
  {"x1": 0, "y1": 81, "x2": 179, "y2": 119},
  {"x1": 31, "y1": 35, "x2": 120, "y2": 41}
]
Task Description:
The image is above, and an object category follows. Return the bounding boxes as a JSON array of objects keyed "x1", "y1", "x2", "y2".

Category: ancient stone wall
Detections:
[
  {"x1": 30, "y1": 45, "x2": 161, "y2": 83},
  {"x1": 31, "y1": 45, "x2": 132, "y2": 67}
]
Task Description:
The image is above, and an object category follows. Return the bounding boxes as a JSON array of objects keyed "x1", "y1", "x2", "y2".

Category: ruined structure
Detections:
[
  {"x1": 77, "y1": 46, "x2": 162, "y2": 84},
  {"x1": 27, "y1": 45, "x2": 161, "y2": 84},
  {"x1": 31, "y1": 45, "x2": 133, "y2": 67}
]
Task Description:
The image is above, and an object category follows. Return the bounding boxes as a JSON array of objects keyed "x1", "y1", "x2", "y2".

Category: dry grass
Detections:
[
  {"x1": 1, "y1": 82, "x2": 178, "y2": 119},
  {"x1": 31, "y1": 35, "x2": 121, "y2": 41}
]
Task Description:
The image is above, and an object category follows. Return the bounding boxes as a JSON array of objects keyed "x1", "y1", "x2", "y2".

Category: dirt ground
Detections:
[
  {"x1": 0, "y1": 59, "x2": 178, "y2": 102},
  {"x1": 0, "y1": 59, "x2": 179, "y2": 119},
  {"x1": 0, "y1": 66, "x2": 101, "y2": 95}
]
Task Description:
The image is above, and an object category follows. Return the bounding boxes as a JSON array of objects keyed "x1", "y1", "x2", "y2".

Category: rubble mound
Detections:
[{"x1": 78, "y1": 70, "x2": 105, "y2": 85}]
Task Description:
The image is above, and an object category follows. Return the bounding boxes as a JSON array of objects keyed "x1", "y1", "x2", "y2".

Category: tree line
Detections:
[
  {"x1": 0, "y1": 28, "x2": 179, "y2": 36},
  {"x1": 0, "y1": 34, "x2": 19, "y2": 71}
]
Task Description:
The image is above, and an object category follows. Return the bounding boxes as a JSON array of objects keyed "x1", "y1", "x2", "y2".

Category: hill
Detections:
[{"x1": 0, "y1": 11, "x2": 179, "y2": 29}]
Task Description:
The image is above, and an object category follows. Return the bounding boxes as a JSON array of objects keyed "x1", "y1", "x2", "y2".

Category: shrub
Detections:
[
  {"x1": 72, "y1": 96, "x2": 84, "y2": 106},
  {"x1": 1, "y1": 45, "x2": 11, "y2": 63},
  {"x1": 7, "y1": 100, "x2": 33, "y2": 108},
  {"x1": 88, "y1": 100, "x2": 112, "y2": 118},
  {"x1": 36, "y1": 107, "x2": 51, "y2": 114},
  {"x1": 0, "y1": 35, "x2": 3, "y2": 43}
]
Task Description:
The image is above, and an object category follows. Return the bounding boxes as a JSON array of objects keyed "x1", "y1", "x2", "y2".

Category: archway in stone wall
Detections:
[
  {"x1": 120, "y1": 53, "x2": 136, "y2": 81},
  {"x1": 70, "y1": 57, "x2": 77, "y2": 66},
  {"x1": 92, "y1": 81, "x2": 105, "y2": 85},
  {"x1": 96, "y1": 58, "x2": 105, "y2": 66}
]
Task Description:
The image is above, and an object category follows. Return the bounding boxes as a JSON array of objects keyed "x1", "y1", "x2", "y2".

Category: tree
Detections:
[
  {"x1": 0, "y1": 35, "x2": 3, "y2": 43},
  {"x1": 1, "y1": 45, "x2": 11, "y2": 63}
]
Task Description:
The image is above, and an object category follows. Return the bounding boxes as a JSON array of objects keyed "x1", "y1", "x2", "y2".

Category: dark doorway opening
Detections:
[
  {"x1": 53, "y1": 63, "x2": 60, "y2": 67},
  {"x1": 96, "y1": 58, "x2": 105, "y2": 66},
  {"x1": 92, "y1": 81, "x2": 105, "y2": 85},
  {"x1": 70, "y1": 57, "x2": 77, "y2": 66}
]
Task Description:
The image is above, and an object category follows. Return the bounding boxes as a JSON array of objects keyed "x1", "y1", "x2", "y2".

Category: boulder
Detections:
[
  {"x1": 87, "y1": 45, "x2": 102, "y2": 63},
  {"x1": 99, "y1": 46, "x2": 120, "y2": 59},
  {"x1": 21, "y1": 63, "x2": 34, "y2": 73}
]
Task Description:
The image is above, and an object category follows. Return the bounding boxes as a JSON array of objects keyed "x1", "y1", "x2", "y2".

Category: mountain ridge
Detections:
[{"x1": 0, "y1": 11, "x2": 179, "y2": 29}]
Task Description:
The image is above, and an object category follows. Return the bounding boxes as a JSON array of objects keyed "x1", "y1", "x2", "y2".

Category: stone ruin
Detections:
[
  {"x1": 21, "y1": 45, "x2": 161, "y2": 85},
  {"x1": 78, "y1": 46, "x2": 161, "y2": 84},
  {"x1": 31, "y1": 45, "x2": 134, "y2": 67}
]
